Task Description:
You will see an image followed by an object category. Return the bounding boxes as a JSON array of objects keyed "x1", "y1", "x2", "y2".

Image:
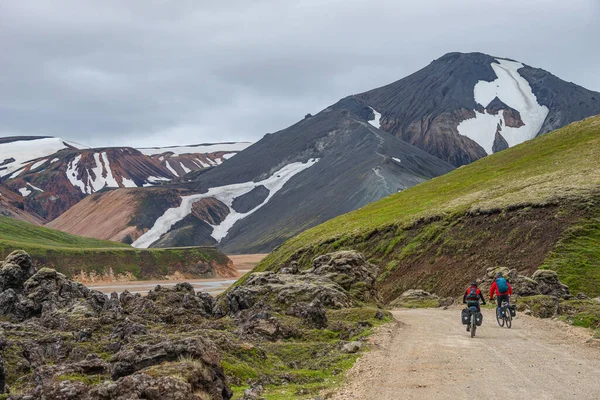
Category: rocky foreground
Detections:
[{"x1": 0, "y1": 250, "x2": 389, "y2": 399}]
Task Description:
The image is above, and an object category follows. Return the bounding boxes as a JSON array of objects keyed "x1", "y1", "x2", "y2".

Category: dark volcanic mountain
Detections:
[
  {"x1": 51, "y1": 106, "x2": 454, "y2": 253},
  {"x1": 353, "y1": 52, "x2": 600, "y2": 166}
]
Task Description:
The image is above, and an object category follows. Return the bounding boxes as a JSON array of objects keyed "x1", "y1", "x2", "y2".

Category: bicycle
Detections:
[
  {"x1": 468, "y1": 305, "x2": 479, "y2": 338},
  {"x1": 495, "y1": 299, "x2": 512, "y2": 329}
]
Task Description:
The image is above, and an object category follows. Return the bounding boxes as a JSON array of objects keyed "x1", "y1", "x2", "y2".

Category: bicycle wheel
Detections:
[
  {"x1": 471, "y1": 317, "x2": 476, "y2": 338},
  {"x1": 505, "y1": 308, "x2": 512, "y2": 329},
  {"x1": 496, "y1": 307, "x2": 504, "y2": 327}
]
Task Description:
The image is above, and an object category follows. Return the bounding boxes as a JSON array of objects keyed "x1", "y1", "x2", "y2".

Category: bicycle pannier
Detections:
[
  {"x1": 461, "y1": 308, "x2": 470, "y2": 325},
  {"x1": 475, "y1": 312, "x2": 483, "y2": 326}
]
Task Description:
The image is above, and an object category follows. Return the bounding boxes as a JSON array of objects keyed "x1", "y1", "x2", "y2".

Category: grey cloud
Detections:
[{"x1": 0, "y1": 0, "x2": 598, "y2": 147}]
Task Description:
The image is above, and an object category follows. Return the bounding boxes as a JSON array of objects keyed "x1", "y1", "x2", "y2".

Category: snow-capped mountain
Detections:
[
  {"x1": 354, "y1": 52, "x2": 600, "y2": 166},
  {"x1": 0, "y1": 137, "x2": 251, "y2": 221}
]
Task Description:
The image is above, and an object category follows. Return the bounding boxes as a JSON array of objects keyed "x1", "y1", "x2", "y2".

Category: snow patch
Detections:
[
  {"x1": 457, "y1": 58, "x2": 549, "y2": 154},
  {"x1": 19, "y1": 187, "x2": 32, "y2": 197},
  {"x1": 0, "y1": 138, "x2": 76, "y2": 178},
  {"x1": 121, "y1": 177, "x2": 137, "y2": 188},
  {"x1": 27, "y1": 182, "x2": 44, "y2": 192},
  {"x1": 392, "y1": 157, "x2": 401, "y2": 163},
  {"x1": 29, "y1": 159, "x2": 47, "y2": 170},
  {"x1": 100, "y1": 152, "x2": 119, "y2": 188},
  {"x1": 180, "y1": 162, "x2": 191, "y2": 174},
  {"x1": 132, "y1": 159, "x2": 320, "y2": 248},
  {"x1": 66, "y1": 155, "x2": 86, "y2": 193},
  {"x1": 369, "y1": 108, "x2": 382, "y2": 129},
  {"x1": 222, "y1": 153, "x2": 236, "y2": 160},
  {"x1": 138, "y1": 142, "x2": 252, "y2": 156},
  {"x1": 165, "y1": 161, "x2": 178, "y2": 176},
  {"x1": 147, "y1": 176, "x2": 171, "y2": 183},
  {"x1": 50, "y1": 158, "x2": 60, "y2": 163}
]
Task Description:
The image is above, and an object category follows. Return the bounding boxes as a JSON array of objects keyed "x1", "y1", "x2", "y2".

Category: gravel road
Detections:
[{"x1": 332, "y1": 308, "x2": 600, "y2": 400}]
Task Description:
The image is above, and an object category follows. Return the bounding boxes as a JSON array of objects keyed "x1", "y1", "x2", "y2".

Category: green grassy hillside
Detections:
[
  {"x1": 0, "y1": 216, "x2": 234, "y2": 280},
  {"x1": 257, "y1": 116, "x2": 600, "y2": 298}
]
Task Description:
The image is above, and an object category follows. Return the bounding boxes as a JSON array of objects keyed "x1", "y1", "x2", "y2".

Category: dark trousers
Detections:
[{"x1": 496, "y1": 294, "x2": 510, "y2": 308}]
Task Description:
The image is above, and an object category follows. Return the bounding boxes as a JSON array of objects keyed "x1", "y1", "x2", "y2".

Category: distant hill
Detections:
[
  {"x1": 257, "y1": 115, "x2": 600, "y2": 298},
  {"x1": 0, "y1": 137, "x2": 250, "y2": 220}
]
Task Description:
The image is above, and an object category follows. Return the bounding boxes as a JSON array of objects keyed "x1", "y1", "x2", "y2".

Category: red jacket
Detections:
[
  {"x1": 463, "y1": 286, "x2": 485, "y2": 303},
  {"x1": 490, "y1": 280, "x2": 513, "y2": 298}
]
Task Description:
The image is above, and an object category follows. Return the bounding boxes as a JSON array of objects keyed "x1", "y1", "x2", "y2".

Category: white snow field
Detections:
[
  {"x1": 18, "y1": 187, "x2": 32, "y2": 197},
  {"x1": 137, "y1": 142, "x2": 252, "y2": 156},
  {"x1": 0, "y1": 138, "x2": 77, "y2": 178},
  {"x1": 369, "y1": 108, "x2": 382, "y2": 128},
  {"x1": 132, "y1": 159, "x2": 320, "y2": 248},
  {"x1": 457, "y1": 59, "x2": 549, "y2": 154}
]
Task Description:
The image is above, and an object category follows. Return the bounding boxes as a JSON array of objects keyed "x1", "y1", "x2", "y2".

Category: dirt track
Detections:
[{"x1": 332, "y1": 308, "x2": 600, "y2": 400}]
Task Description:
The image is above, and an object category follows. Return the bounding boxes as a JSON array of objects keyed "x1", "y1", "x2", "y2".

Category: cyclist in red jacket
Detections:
[
  {"x1": 463, "y1": 282, "x2": 486, "y2": 331},
  {"x1": 489, "y1": 272, "x2": 513, "y2": 308},
  {"x1": 463, "y1": 282, "x2": 486, "y2": 311}
]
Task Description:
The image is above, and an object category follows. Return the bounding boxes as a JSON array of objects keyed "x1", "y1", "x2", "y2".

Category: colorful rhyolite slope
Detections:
[{"x1": 0, "y1": 137, "x2": 250, "y2": 220}]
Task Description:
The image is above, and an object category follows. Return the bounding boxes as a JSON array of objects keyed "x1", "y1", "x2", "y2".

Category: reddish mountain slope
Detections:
[{"x1": 0, "y1": 184, "x2": 46, "y2": 225}]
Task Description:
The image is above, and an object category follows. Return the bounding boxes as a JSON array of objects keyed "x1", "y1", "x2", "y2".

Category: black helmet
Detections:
[
  {"x1": 496, "y1": 272, "x2": 504, "y2": 278},
  {"x1": 470, "y1": 281, "x2": 478, "y2": 287}
]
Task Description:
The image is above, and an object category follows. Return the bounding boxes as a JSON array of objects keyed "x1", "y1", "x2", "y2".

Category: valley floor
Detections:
[
  {"x1": 332, "y1": 308, "x2": 600, "y2": 400},
  {"x1": 85, "y1": 253, "x2": 266, "y2": 295}
]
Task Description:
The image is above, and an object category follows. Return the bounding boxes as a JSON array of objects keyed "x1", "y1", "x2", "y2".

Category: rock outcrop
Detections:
[
  {"x1": 0, "y1": 251, "x2": 231, "y2": 399},
  {"x1": 0, "y1": 250, "x2": 386, "y2": 399},
  {"x1": 217, "y1": 251, "x2": 379, "y2": 319},
  {"x1": 479, "y1": 267, "x2": 571, "y2": 300},
  {"x1": 389, "y1": 289, "x2": 454, "y2": 308}
]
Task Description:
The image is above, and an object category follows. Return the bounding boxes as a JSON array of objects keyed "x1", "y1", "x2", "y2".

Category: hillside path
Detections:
[{"x1": 332, "y1": 308, "x2": 600, "y2": 400}]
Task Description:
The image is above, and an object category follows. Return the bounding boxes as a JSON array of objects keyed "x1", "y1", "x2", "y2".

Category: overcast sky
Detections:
[{"x1": 0, "y1": 0, "x2": 598, "y2": 147}]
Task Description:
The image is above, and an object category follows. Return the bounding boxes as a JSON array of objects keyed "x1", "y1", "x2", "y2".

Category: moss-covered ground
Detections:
[
  {"x1": 1, "y1": 306, "x2": 391, "y2": 399},
  {"x1": 0, "y1": 216, "x2": 231, "y2": 279},
  {"x1": 222, "y1": 307, "x2": 392, "y2": 399}
]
